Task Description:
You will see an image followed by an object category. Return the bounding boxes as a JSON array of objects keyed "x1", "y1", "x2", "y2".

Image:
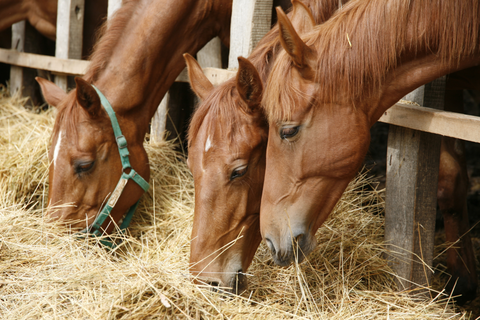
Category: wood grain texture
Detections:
[
  {"x1": 10, "y1": 22, "x2": 48, "y2": 105},
  {"x1": 55, "y1": 0, "x2": 85, "y2": 91},
  {"x1": 379, "y1": 103, "x2": 480, "y2": 143},
  {"x1": 384, "y1": 77, "x2": 446, "y2": 297},
  {"x1": 228, "y1": 0, "x2": 273, "y2": 68}
]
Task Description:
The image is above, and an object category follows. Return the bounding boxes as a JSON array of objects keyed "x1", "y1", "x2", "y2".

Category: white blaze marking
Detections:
[
  {"x1": 53, "y1": 130, "x2": 63, "y2": 167},
  {"x1": 205, "y1": 136, "x2": 212, "y2": 152}
]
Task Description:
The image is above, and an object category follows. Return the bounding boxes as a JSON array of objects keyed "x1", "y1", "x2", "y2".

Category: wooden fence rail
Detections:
[{"x1": 1, "y1": 47, "x2": 479, "y2": 144}]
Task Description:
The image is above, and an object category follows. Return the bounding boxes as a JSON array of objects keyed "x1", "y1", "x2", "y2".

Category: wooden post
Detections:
[
  {"x1": 10, "y1": 22, "x2": 47, "y2": 105},
  {"x1": 55, "y1": 0, "x2": 85, "y2": 91},
  {"x1": 150, "y1": 37, "x2": 222, "y2": 144},
  {"x1": 108, "y1": 0, "x2": 123, "y2": 18},
  {"x1": 197, "y1": 37, "x2": 222, "y2": 69},
  {"x1": 384, "y1": 77, "x2": 446, "y2": 297},
  {"x1": 228, "y1": 0, "x2": 274, "y2": 68}
]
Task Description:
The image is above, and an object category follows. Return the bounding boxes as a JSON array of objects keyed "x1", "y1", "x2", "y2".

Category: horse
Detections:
[
  {"x1": 260, "y1": 0, "x2": 480, "y2": 302},
  {"x1": 0, "y1": 0, "x2": 108, "y2": 58},
  {"x1": 35, "y1": 0, "x2": 233, "y2": 236},
  {"x1": 186, "y1": 0, "x2": 343, "y2": 294}
]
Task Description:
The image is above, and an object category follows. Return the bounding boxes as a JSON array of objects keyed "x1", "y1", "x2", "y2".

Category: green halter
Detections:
[{"x1": 78, "y1": 85, "x2": 150, "y2": 247}]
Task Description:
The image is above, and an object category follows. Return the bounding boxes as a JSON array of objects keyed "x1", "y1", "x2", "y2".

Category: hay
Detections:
[{"x1": 0, "y1": 86, "x2": 467, "y2": 319}]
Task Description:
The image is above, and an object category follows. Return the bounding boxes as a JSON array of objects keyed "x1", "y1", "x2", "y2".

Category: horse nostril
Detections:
[
  {"x1": 233, "y1": 269, "x2": 248, "y2": 294},
  {"x1": 265, "y1": 238, "x2": 276, "y2": 256},
  {"x1": 294, "y1": 233, "x2": 304, "y2": 244},
  {"x1": 209, "y1": 281, "x2": 220, "y2": 287}
]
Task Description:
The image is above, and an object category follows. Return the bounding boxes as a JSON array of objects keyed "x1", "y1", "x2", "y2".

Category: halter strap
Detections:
[{"x1": 78, "y1": 85, "x2": 149, "y2": 247}]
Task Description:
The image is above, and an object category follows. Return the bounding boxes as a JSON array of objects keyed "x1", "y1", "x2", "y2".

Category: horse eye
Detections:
[
  {"x1": 74, "y1": 161, "x2": 95, "y2": 174},
  {"x1": 230, "y1": 165, "x2": 248, "y2": 180},
  {"x1": 280, "y1": 126, "x2": 300, "y2": 140}
]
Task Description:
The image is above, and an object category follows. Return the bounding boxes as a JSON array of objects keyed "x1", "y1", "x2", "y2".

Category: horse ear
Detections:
[
  {"x1": 35, "y1": 77, "x2": 67, "y2": 107},
  {"x1": 290, "y1": 0, "x2": 315, "y2": 34},
  {"x1": 276, "y1": 6, "x2": 314, "y2": 71},
  {"x1": 236, "y1": 57, "x2": 263, "y2": 112},
  {"x1": 184, "y1": 53, "x2": 214, "y2": 100},
  {"x1": 74, "y1": 77, "x2": 102, "y2": 117}
]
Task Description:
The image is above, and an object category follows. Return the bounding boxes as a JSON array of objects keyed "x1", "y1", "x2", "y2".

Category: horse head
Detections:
[
  {"x1": 37, "y1": 77, "x2": 150, "y2": 233},
  {"x1": 260, "y1": 7, "x2": 371, "y2": 266},
  {"x1": 185, "y1": 54, "x2": 267, "y2": 293}
]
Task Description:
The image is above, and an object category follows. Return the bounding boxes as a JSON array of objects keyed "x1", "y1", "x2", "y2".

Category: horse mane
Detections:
[
  {"x1": 84, "y1": 0, "x2": 138, "y2": 82},
  {"x1": 51, "y1": 1, "x2": 140, "y2": 143},
  {"x1": 188, "y1": 83, "x2": 257, "y2": 148},
  {"x1": 263, "y1": 0, "x2": 480, "y2": 122},
  {"x1": 188, "y1": 0, "x2": 344, "y2": 145}
]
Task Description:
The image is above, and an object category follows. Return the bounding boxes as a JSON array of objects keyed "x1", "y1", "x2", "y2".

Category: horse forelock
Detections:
[
  {"x1": 52, "y1": 91, "x2": 80, "y2": 147},
  {"x1": 263, "y1": 0, "x2": 480, "y2": 122},
  {"x1": 188, "y1": 81, "x2": 262, "y2": 151}
]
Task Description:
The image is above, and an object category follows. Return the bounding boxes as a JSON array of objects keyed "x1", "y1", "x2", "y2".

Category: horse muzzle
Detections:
[
  {"x1": 265, "y1": 231, "x2": 317, "y2": 267},
  {"x1": 203, "y1": 269, "x2": 248, "y2": 295}
]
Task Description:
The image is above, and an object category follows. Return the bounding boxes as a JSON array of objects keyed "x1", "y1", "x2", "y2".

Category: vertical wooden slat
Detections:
[
  {"x1": 151, "y1": 95, "x2": 169, "y2": 144},
  {"x1": 10, "y1": 21, "x2": 48, "y2": 105},
  {"x1": 108, "y1": 0, "x2": 123, "y2": 18},
  {"x1": 10, "y1": 22, "x2": 26, "y2": 96},
  {"x1": 197, "y1": 37, "x2": 222, "y2": 69},
  {"x1": 384, "y1": 77, "x2": 446, "y2": 297},
  {"x1": 55, "y1": 0, "x2": 85, "y2": 91},
  {"x1": 228, "y1": 0, "x2": 274, "y2": 68},
  {"x1": 150, "y1": 37, "x2": 222, "y2": 144}
]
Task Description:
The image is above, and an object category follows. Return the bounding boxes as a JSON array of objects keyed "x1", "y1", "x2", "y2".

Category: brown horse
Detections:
[
  {"x1": 0, "y1": 0, "x2": 107, "y2": 58},
  {"x1": 35, "y1": 0, "x2": 233, "y2": 234},
  {"x1": 0, "y1": 0, "x2": 57, "y2": 40},
  {"x1": 261, "y1": 0, "x2": 480, "y2": 300},
  {"x1": 186, "y1": 0, "x2": 342, "y2": 293}
]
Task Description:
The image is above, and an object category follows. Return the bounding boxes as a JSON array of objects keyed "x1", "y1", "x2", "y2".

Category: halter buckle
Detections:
[{"x1": 116, "y1": 135, "x2": 128, "y2": 149}]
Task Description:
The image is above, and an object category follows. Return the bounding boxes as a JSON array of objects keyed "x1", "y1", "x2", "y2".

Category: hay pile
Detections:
[{"x1": 0, "y1": 86, "x2": 467, "y2": 319}]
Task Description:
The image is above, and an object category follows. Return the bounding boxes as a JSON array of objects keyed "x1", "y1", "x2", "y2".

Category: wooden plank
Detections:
[
  {"x1": 10, "y1": 21, "x2": 48, "y2": 105},
  {"x1": 228, "y1": 0, "x2": 274, "y2": 68},
  {"x1": 10, "y1": 21, "x2": 27, "y2": 97},
  {"x1": 0, "y1": 48, "x2": 89, "y2": 75},
  {"x1": 384, "y1": 77, "x2": 446, "y2": 297},
  {"x1": 197, "y1": 37, "x2": 222, "y2": 68},
  {"x1": 55, "y1": 0, "x2": 85, "y2": 91},
  {"x1": 0, "y1": 49, "x2": 237, "y2": 84},
  {"x1": 379, "y1": 103, "x2": 480, "y2": 144},
  {"x1": 108, "y1": 0, "x2": 122, "y2": 18},
  {"x1": 175, "y1": 67, "x2": 235, "y2": 85},
  {"x1": 151, "y1": 37, "x2": 224, "y2": 143},
  {"x1": 151, "y1": 93, "x2": 169, "y2": 144}
]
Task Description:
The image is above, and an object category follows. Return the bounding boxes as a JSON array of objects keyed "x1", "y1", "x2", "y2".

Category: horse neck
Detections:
[
  {"x1": 85, "y1": 0, "x2": 231, "y2": 139},
  {"x1": 0, "y1": 0, "x2": 28, "y2": 32},
  {"x1": 309, "y1": 0, "x2": 480, "y2": 126}
]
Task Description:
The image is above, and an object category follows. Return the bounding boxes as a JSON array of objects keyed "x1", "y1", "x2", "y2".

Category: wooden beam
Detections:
[
  {"x1": 379, "y1": 102, "x2": 480, "y2": 144},
  {"x1": 9, "y1": 21, "x2": 48, "y2": 106},
  {"x1": 384, "y1": 77, "x2": 446, "y2": 298},
  {"x1": 55, "y1": 0, "x2": 85, "y2": 91},
  {"x1": 0, "y1": 48, "x2": 89, "y2": 76},
  {"x1": 174, "y1": 67, "x2": 235, "y2": 85},
  {"x1": 197, "y1": 37, "x2": 222, "y2": 69},
  {"x1": 0, "y1": 49, "x2": 237, "y2": 84},
  {"x1": 151, "y1": 37, "x2": 225, "y2": 144},
  {"x1": 228, "y1": 0, "x2": 274, "y2": 68}
]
